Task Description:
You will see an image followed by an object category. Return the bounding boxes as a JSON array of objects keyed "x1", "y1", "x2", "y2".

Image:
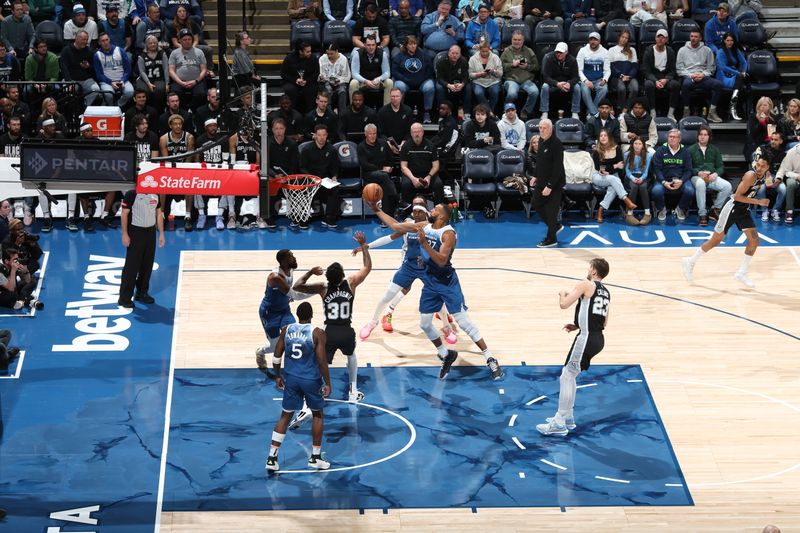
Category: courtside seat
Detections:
[
  {"x1": 494, "y1": 149, "x2": 530, "y2": 217},
  {"x1": 461, "y1": 149, "x2": 498, "y2": 213}
]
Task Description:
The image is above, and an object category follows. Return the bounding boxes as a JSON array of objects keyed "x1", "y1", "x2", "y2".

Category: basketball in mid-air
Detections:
[{"x1": 362, "y1": 183, "x2": 383, "y2": 203}]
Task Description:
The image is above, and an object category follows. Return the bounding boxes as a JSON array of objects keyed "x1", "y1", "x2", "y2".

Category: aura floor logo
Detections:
[{"x1": 29, "y1": 152, "x2": 48, "y2": 174}]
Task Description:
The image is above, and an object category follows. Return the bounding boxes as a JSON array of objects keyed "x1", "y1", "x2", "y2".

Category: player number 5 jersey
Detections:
[{"x1": 282, "y1": 323, "x2": 320, "y2": 379}]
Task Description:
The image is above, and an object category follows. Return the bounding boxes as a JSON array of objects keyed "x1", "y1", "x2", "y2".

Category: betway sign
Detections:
[{"x1": 136, "y1": 162, "x2": 260, "y2": 195}]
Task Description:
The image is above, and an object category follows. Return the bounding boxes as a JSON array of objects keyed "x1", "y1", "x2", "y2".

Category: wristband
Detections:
[{"x1": 272, "y1": 357, "x2": 282, "y2": 365}]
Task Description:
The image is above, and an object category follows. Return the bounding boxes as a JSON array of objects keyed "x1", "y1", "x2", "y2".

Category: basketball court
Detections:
[{"x1": 1, "y1": 215, "x2": 799, "y2": 531}]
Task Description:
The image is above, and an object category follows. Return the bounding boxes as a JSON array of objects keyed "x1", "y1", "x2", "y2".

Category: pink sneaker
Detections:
[
  {"x1": 359, "y1": 321, "x2": 376, "y2": 340},
  {"x1": 443, "y1": 326, "x2": 458, "y2": 345}
]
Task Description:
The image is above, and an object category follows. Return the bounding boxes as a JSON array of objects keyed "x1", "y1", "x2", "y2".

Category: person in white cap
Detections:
[
  {"x1": 63, "y1": 4, "x2": 99, "y2": 44},
  {"x1": 641, "y1": 28, "x2": 680, "y2": 119},
  {"x1": 576, "y1": 31, "x2": 609, "y2": 118},
  {"x1": 539, "y1": 42, "x2": 580, "y2": 119}
]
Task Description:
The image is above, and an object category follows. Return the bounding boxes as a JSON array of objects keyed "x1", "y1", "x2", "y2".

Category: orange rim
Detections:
[{"x1": 277, "y1": 174, "x2": 322, "y2": 190}]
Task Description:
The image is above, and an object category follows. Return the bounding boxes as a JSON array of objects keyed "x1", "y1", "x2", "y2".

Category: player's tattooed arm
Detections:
[{"x1": 292, "y1": 266, "x2": 326, "y2": 295}]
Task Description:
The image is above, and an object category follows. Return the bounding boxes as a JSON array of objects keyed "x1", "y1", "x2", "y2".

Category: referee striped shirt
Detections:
[{"x1": 122, "y1": 190, "x2": 159, "y2": 228}]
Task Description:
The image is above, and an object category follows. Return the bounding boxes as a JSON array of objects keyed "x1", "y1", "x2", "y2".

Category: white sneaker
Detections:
[
  {"x1": 348, "y1": 389, "x2": 365, "y2": 403},
  {"x1": 196, "y1": 213, "x2": 207, "y2": 229},
  {"x1": 227, "y1": 216, "x2": 237, "y2": 229},
  {"x1": 265, "y1": 455, "x2": 279, "y2": 472},
  {"x1": 571, "y1": 112, "x2": 580, "y2": 119},
  {"x1": 734, "y1": 270, "x2": 755, "y2": 288},
  {"x1": 255, "y1": 344, "x2": 270, "y2": 368},
  {"x1": 761, "y1": 210, "x2": 769, "y2": 222},
  {"x1": 256, "y1": 216, "x2": 268, "y2": 229},
  {"x1": 546, "y1": 415, "x2": 576, "y2": 430},
  {"x1": 13, "y1": 300, "x2": 24, "y2": 310},
  {"x1": 215, "y1": 216, "x2": 225, "y2": 230},
  {"x1": 289, "y1": 406, "x2": 312, "y2": 430},
  {"x1": 536, "y1": 418, "x2": 569, "y2": 436},
  {"x1": 657, "y1": 207, "x2": 667, "y2": 221},
  {"x1": 307, "y1": 453, "x2": 331, "y2": 470},
  {"x1": 682, "y1": 257, "x2": 695, "y2": 283},
  {"x1": 771, "y1": 209, "x2": 781, "y2": 222},
  {"x1": 674, "y1": 206, "x2": 686, "y2": 221}
]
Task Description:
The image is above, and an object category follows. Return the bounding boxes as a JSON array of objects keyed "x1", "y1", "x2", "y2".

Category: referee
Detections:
[{"x1": 118, "y1": 190, "x2": 165, "y2": 308}]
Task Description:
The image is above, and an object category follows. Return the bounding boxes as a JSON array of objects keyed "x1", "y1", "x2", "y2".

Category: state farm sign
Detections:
[{"x1": 136, "y1": 162, "x2": 260, "y2": 195}]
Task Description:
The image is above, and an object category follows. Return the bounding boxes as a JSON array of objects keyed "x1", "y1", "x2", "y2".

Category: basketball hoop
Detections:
[{"x1": 276, "y1": 174, "x2": 322, "y2": 224}]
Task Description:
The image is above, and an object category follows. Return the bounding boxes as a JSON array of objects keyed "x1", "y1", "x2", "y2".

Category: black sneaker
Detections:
[
  {"x1": 556, "y1": 224, "x2": 564, "y2": 235},
  {"x1": 118, "y1": 299, "x2": 135, "y2": 309},
  {"x1": 299, "y1": 222, "x2": 310, "y2": 230},
  {"x1": 487, "y1": 357, "x2": 504, "y2": 380},
  {"x1": 184, "y1": 217, "x2": 193, "y2": 232},
  {"x1": 439, "y1": 350, "x2": 458, "y2": 380},
  {"x1": 99, "y1": 215, "x2": 117, "y2": 228},
  {"x1": 30, "y1": 299, "x2": 44, "y2": 310},
  {"x1": 83, "y1": 217, "x2": 95, "y2": 232},
  {"x1": 537, "y1": 239, "x2": 557, "y2": 248},
  {"x1": 42, "y1": 217, "x2": 53, "y2": 233},
  {"x1": 66, "y1": 218, "x2": 79, "y2": 232},
  {"x1": 321, "y1": 220, "x2": 338, "y2": 229},
  {"x1": 265, "y1": 217, "x2": 277, "y2": 229},
  {"x1": 134, "y1": 292, "x2": 155, "y2": 304}
]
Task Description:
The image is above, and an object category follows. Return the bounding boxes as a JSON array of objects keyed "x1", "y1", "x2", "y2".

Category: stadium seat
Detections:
[
  {"x1": 678, "y1": 116, "x2": 708, "y2": 145},
  {"x1": 494, "y1": 149, "x2": 530, "y2": 217},
  {"x1": 604, "y1": 19, "x2": 634, "y2": 48},
  {"x1": 323, "y1": 21, "x2": 353, "y2": 53},
  {"x1": 501, "y1": 19, "x2": 532, "y2": 48},
  {"x1": 333, "y1": 141, "x2": 365, "y2": 217},
  {"x1": 655, "y1": 116, "x2": 677, "y2": 145},
  {"x1": 737, "y1": 20, "x2": 768, "y2": 52},
  {"x1": 568, "y1": 19, "x2": 597, "y2": 56},
  {"x1": 746, "y1": 50, "x2": 781, "y2": 112},
  {"x1": 461, "y1": 149, "x2": 498, "y2": 213},
  {"x1": 35, "y1": 20, "x2": 64, "y2": 53},
  {"x1": 290, "y1": 19, "x2": 322, "y2": 51},
  {"x1": 534, "y1": 20, "x2": 563, "y2": 62},
  {"x1": 525, "y1": 118, "x2": 541, "y2": 142},
  {"x1": 554, "y1": 117, "x2": 583, "y2": 148},
  {"x1": 637, "y1": 18, "x2": 667, "y2": 54},
  {"x1": 670, "y1": 19, "x2": 699, "y2": 53}
]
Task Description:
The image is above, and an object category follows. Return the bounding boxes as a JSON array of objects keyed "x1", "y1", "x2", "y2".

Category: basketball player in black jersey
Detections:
[
  {"x1": 537, "y1": 258, "x2": 610, "y2": 437},
  {"x1": 682, "y1": 154, "x2": 773, "y2": 288},
  {"x1": 293, "y1": 231, "x2": 373, "y2": 406},
  {"x1": 159, "y1": 114, "x2": 198, "y2": 231}
]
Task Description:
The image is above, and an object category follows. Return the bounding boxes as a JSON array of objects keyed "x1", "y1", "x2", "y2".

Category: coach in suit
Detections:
[{"x1": 531, "y1": 118, "x2": 565, "y2": 248}]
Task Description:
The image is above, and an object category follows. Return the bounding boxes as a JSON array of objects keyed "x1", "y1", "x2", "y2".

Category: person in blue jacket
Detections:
[
  {"x1": 703, "y1": 2, "x2": 738, "y2": 53},
  {"x1": 464, "y1": 4, "x2": 500, "y2": 55},
  {"x1": 715, "y1": 31, "x2": 748, "y2": 121},
  {"x1": 392, "y1": 35, "x2": 437, "y2": 122}
]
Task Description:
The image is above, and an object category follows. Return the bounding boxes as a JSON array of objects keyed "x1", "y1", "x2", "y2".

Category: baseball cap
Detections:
[
  {"x1": 656, "y1": 28, "x2": 668, "y2": 38},
  {"x1": 73, "y1": 4, "x2": 86, "y2": 14},
  {"x1": 178, "y1": 28, "x2": 193, "y2": 39},
  {"x1": 554, "y1": 42, "x2": 568, "y2": 54},
  {"x1": 588, "y1": 31, "x2": 601, "y2": 40},
  {"x1": 718, "y1": 2, "x2": 730, "y2": 11},
  {"x1": 79, "y1": 122, "x2": 92, "y2": 131},
  {"x1": 478, "y1": 3, "x2": 490, "y2": 10},
  {"x1": 504, "y1": 102, "x2": 516, "y2": 111},
  {"x1": 204, "y1": 118, "x2": 218, "y2": 127},
  {"x1": 106, "y1": 4, "x2": 120, "y2": 12}
]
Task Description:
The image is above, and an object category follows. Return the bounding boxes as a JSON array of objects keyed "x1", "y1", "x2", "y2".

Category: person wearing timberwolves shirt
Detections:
[{"x1": 0, "y1": 41, "x2": 21, "y2": 88}]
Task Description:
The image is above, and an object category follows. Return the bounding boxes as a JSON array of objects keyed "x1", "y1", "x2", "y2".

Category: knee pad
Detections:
[
  {"x1": 419, "y1": 313, "x2": 440, "y2": 341},
  {"x1": 452, "y1": 312, "x2": 481, "y2": 343}
]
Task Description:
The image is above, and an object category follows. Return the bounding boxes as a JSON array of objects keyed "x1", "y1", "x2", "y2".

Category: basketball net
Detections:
[{"x1": 281, "y1": 175, "x2": 321, "y2": 223}]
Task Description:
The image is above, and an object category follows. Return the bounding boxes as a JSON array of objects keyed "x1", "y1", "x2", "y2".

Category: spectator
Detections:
[
  {"x1": 619, "y1": 97, "x2": 657, "y2": 152},
  {"x1": 715, "y1": 31, "x2": 747, "y2": 121},
  {"x1": 540, "y1": 42, "x2": 580, "y2": 119},
  {"x1": 429, "y1": 99, "x2": 460, "y2": 159},
  {"x1": 777, "y1": 140, "x2": 800, "y2": 223},
  {"x1": 27, "y1": 0, "x2": 55, "y2": 25},
  {"x1": 778, "y1": 98, "x2": 800, "y2": 149},
  {"x1": 64, "y1": 4, "x2": 99, "y2": 44},
  {"x1": 703, "y1": 2, "x2": 737, "y2": 54},
  {"x1": 158, "y1": 91, "x2": 193, "y2": 135},
  {"x1": 623, "y1": 135, "x2": 653, "y2": 224},
  {"x1": 390, "y1": 0, "x2": 423, "y2": 17},
  {"x1": 525, "y1": 133, "x2": 539, "y2": 179},
  {"x1": 465, "y1": 4, "x2": 500, "y2": 55},
  {"x1": 124, "y1": 90, "x2": 158, "y2": 133},
  {"x1": 0, "y1": 197, "x2": 11, "y2": 243},
  {"x1": 400, "y1": 122, "x2": 444, "y2": 204},
  {"x1": 377, "y1": 87, "x2": 413, "y2": 155},
  {"x1": 323, "y1": 0, "x2": 355, "y2": 28},
  {"x1": 625, "y1": 0, "x2": 665, "y2": 27},
  {"x1": 24, "y1": 38, "x2": 59, "y2": 102},
  {"x1": 755, "y1": 131, "x2": 787, "y2": 223},
  {"x1": 744, "y1": 96, "x2": 776, "y2": 164},
  {"x1": 392, "y1": 35, "x2": 435, "y2": 123},
  {"x1": 501, "y1": 30, "x2": 538, "y2": 120},
  {"x1": 298, "y1": 124, "x2": 342, "y2": 229},
  {"x1": 268, "y1": 94, "x2": 305, "y2": 142},
  {"x1": 136, "y1": 35, "x2": 169, "y2": 111},
  {"x1": 653, "y1": 128, "x2": 693, "y2": 221},
  {"x1": 0, "y1": 245, "x2": 39, "y2": 310},
  {"x1": 592, "y1": 128, "x2": 636, "y2": 222},
  {"x1": 355, "y1": 0, "x2": 390, "y2": 19},
  {"x1": 576, "y1": 32, "x2": 609, "y2": 118},
  {"x1": 531, "y1": 118, "x2": 564, "y2": 247},
  {"x1": 6, "y1": 85, "x2": 29, "y2": 133},
  {"x1": 676, "y1": 29, "x2": 724, "y2": 123},
  {"x1": 0, "y1": 114, "x2": 22, "y2": 156},
  {"x1": 349, "y1": 35, "x2": 392, "y2": 106},
  {"x1": 689, "y1": 125, "x2": 731, "y2": 226},
  {"x1": 159, "y1": 0, "x2": 202, "y2": 27},
  {"x1": 353, "y1": 3, "x2": 390, "y2": 49},
  {"x1": 562, "y1": 0, "x2": 589, "y2": 30},
  {"x1": 592, "y1": 0, "x2": 627, "y2": 31},
  {"x1": 305, "y1": 90, "x2": 340, "y2": 142},
  {"x1": 193, "y1": 86, "x2": 222, "y2": 132},
  {"x1": 167, "y1": 6, "x2": 209, "y2": 65},
  {"x1": 281, "y1": 42, "x2": 319, "y2": 114},
  {"x1": 124, "y1": 113, "x2": 160, "y2": 164},
  {"x1": 691, "y1": 0, "x2": 718, "y2": 26},
  {"x1": 642, "y1": 29, "x2": 679, "y2": 120},
  {"x1": 319, "y1": 42, "x2": 351, "y2": 112},
  {"x1": 358, "y1": 123, "x2": 400, "y2": 218},
  {"x1": 457, "y1": 0, "x2": 482, "y2": 21},
  {"x1": 462, "y1": 102, "x2": 500, "y2": 149},
  {"x1": 100, "y1": 5, "x2": 133, "y2": 52},
  {"x1": 267, "y1": 117, "x2": 299, "y2": 177},
  {"x1": 523, "y1": 0, "x2": 562, "y2": 35},
  {"x1": 729, "y1": 0, "x2": 760, "y2": 22},
  {"x1": 94, "y1": 32, "x2": 133, "y2": 107},
  {"x1": 607, "y1": 29, "x2": 637, "y2": 114},
  {"x1": 0, "y1": 41, "x2": 21, "y2": 85},
  {"x1": 468, "y1": 40, "x2": 502, "y2": 111},
  {"x1": 134, "y1": 3, "x2": 169, "y2": 54},
  {"x1": 0, "y1": 1, "x2": 33, "y2": 60},
  {"x1": 389, "y1": 0, "x2": 421, "y2": 50},
  {"x1": 421, "y1": 0, "x2": 464, "y2": 56},
  {"x1": 127, "y1": 0, "x2": 151, "y2": 26},
  {"x1": 168, "y1": 28, "x2": 209, "y2": 109},
  {"x1": 498, "y1": 102, "x2": 526, "y2": 150},
  {"x1": 339, "y1": 89, "x2": 377, "y2": 142},
  {"x1": 232, "y1": 31, "x2": 261, "y2": 87},
  {"x1": 435, "y1": 44, "x2": 470, "y2": 117},
  {"x1": 664, "y1": 0, "x2": 688, "y2": 21},
  {"x1": 583, "y1": 98, "x2": 620, "y2": 149},
  {"x1": 288, "y1": 0, "x2": 322, "y2": 21}
]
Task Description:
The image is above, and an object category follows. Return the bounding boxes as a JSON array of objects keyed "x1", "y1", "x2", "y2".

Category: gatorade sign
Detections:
[{"x1": 136, "y1": 162, "x2": 260, "y2": 195}]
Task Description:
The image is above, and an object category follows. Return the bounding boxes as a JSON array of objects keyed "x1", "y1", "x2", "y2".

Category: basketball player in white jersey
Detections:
[
  {"x1": 537, "y1": 258, "x2": 611, "y2": 436},
  {"x1": 682, "y1": 154, "x2": 772, "y2": 288},
  {"x1": 357, "y1": 196, "x2": 457, "y2": 344},
  {"x1": 366, "y1": 200, "x2": 503, "y2": 381},
  {"x1": 266, "y1": 301, "x2": 331, "y2": 472}
]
